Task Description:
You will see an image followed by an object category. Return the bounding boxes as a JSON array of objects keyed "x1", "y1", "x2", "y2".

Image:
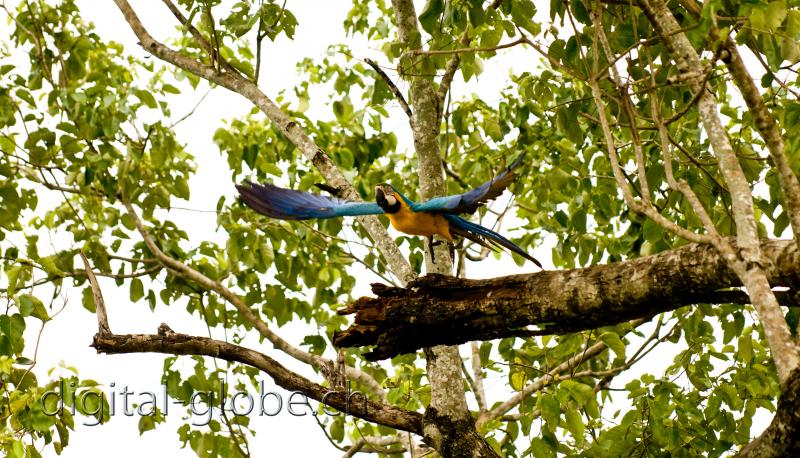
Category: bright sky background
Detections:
[{"x1": 2, "y1": 0, "x2": 773, "y2": 456}]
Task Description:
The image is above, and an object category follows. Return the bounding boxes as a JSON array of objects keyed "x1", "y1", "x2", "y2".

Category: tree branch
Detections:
[
  {"x1": 334, "y1": 239, "x2": 800, "y2": 359},
  {"x1": 469, "y1": 341, "x2": 487, "y2": 414},
  {"x1": 477, "y1": 318, "x2": 646, "y2": 427},
  {"x1": 91, "y1": 331, "x2": 423, "y2": 434},
  {"x1": 407, "y1": 37, "x2": 527, "y2": 57},
  {"x1": 80, "y1": 251, "x2": 111, "y2": 335},
  {"x1": 678, "y1": 0, "x2": 800, "y2": 250},
  {"x1": 390, "y1": 0, "x2": 497, "y2": 455},
  {"x1": 364, "y1": 58, "x2": 411, "y2": 118},
  {"x1": 436, "y1": 32, "x2": 469, "y2": 106}
]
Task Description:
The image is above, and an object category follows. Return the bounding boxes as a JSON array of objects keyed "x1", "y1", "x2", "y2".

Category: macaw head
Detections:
[{"x1": 375, "y1": 184, "x2": 402, "y2": 214}]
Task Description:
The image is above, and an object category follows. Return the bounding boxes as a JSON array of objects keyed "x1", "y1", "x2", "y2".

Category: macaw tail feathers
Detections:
[{"x1": 445, "y1": 214, "x2": 542, "y2": 268}]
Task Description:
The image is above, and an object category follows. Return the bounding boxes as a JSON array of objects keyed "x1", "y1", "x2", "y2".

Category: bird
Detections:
[{"x1": 235, "y1": 154, "x2": 542, "y2": 268}]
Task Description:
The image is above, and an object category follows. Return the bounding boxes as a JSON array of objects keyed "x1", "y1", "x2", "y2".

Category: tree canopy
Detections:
[{"x1": 1, "y1": 0, "x2": 800, "y2": 456}]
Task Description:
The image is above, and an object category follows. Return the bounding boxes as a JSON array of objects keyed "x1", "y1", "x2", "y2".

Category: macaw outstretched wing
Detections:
[
  {"x1": 236, "y1": 181, "x2": 384, "y2": 220},
  {"x1": 411, "y1": 153, "x2": 526, "y2": 215}
]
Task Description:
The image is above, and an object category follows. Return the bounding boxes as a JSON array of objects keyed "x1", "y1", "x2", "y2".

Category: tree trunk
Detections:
[{"x1": 390, "y1": 0, "x2": 498, "y2": 455}]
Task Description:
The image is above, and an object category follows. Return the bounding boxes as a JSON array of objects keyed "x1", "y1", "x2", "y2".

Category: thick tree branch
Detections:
[
  {"x1": 91, "y1": 331, "x2": 422, "y2": 434},
  {"x1": 112, "y1": 0, "x2": 415, "y2": 285},
  {"x1": 334, "y1": 239, "x2": 800, "y2": 359}
]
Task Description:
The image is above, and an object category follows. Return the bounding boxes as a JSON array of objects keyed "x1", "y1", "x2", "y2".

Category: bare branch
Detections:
[
  {"x1": 79, "y1": 252, "x2": 111, "y2": 335},
  {"x1": 470, "y1": 342, "x2": 488, "y2": 413},
  {"x1": 91, "y1": 330, "x2": 422, "y2": 434},
  {"x1": 478, "y1": 318, "x2": 646, "y2": 427},
  {"x1": 678, "y1": 0, "x2": 800, "y2": 248},
  {"x1": 436, "y1": 32, "x2": 469, "y2": 105},
  {"x1": 121, "y1": 200, "x2": 387, "y2": 402},
  {"x1": 407, "y1": 37, "x2": 527, "y2": 57},
  {"x1": 637, "y1": 0, "x2": 800, "y2": 386}
]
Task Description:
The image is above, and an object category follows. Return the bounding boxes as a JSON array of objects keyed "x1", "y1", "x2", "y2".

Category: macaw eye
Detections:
[{"x1": 384, "y1": 194, "x2": 397, "y2": 206}]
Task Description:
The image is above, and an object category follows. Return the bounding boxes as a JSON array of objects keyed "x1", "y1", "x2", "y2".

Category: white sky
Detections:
[{"x1": 2, "y1": 0, "x2": 774, "y2": 456}]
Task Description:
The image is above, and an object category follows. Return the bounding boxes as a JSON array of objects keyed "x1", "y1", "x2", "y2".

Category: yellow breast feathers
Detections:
[{"x1": 386, "y1": 200, "x2": 453, "y2": 240}]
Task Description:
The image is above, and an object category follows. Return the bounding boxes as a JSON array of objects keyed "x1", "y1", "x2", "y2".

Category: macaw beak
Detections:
[{"x1": 375, "y1": 184, "x2": 397, "y2": 211}]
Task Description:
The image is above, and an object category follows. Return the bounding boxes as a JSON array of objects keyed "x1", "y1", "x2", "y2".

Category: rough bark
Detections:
[
  {"x1": 721, "y1": 37, "x2": 800, "y2": 248},
  {"x1": 334, "y1": 239, "x2": 800, "y2": 359},
  {"x1": 679, "y1": 0, "x2": 800, "y2": 248}
]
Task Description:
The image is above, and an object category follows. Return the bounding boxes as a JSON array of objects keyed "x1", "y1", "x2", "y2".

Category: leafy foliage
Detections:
[{"x1": 0, "y1": 0, "x2": 797, "y2": 456}]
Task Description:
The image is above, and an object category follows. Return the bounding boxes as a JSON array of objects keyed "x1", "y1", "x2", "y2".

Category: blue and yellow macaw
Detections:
[{"x1": 236, "y1": 155, "x2": 541, "y2": 268}]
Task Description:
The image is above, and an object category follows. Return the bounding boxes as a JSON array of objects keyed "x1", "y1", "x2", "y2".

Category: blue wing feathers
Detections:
[
  {"x1": 236, "y1": 181, "x2": 383, "y2": 220},
  {"x1": 412, "y1": 153, "x2": 526, "y2": 214}
]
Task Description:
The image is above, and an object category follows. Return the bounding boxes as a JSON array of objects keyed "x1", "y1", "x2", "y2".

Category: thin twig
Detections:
[{"x1": 364, "y1": 58, "x2": 411, "y2": 117}]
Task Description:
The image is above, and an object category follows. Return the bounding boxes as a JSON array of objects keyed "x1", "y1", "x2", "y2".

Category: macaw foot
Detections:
[
  {"x1": 428, "y1": 236, "x2": 445, "y2": 263},
  {"x1": 427, "y1": 238, "x2": 456, "y2": 265}
]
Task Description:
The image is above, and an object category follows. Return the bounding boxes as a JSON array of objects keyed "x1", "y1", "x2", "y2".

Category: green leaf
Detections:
[
  {"x1": 130, "y1": 278, "x2": 144, "y2": 302},
  {"x1": 599, "y1": 331, "x2": 626, "y2": 360},
  {"x1": 139, "y1": 415, "x2": 155, "y2": 435},
  {"x1": 642, "y1": 218, "x2": 665, "y2": 242},
  {"x1": 510, "y1": 370, "x2": 526, "y2": 391},
  {"x1": 16, "y1": 294, "x2": 48, "y2": 321},
  {"x1": 79, "y1": 286, "x2": 95, "y2": 313},
  {"x1": 539, "y1": 393, "x2": 560, "y2": 426},
  {"x1": 564, "y1": 407, "x2": 585, "y2": 443},
  {"x1": 788, "y1": 10, "x2": 800, "y2": 37},
  {"x1": 135, "y1": 89, "x2": 158, "y2": 109},
  {"x1": 765, "y1": 1, "x2": 787, "y2": 30},
  {"x1": 419, "y1": 0, "x2": 444, "y2": 34},
  {"x1": 528, "y1": 437, "x2": 556, "y2": 458},
  {"x1": 330, "y1": 417, "x2": 344, "y2": 442},
  {"x1": 300, "y1": 335, "x2": 326, "y2": 355}
]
